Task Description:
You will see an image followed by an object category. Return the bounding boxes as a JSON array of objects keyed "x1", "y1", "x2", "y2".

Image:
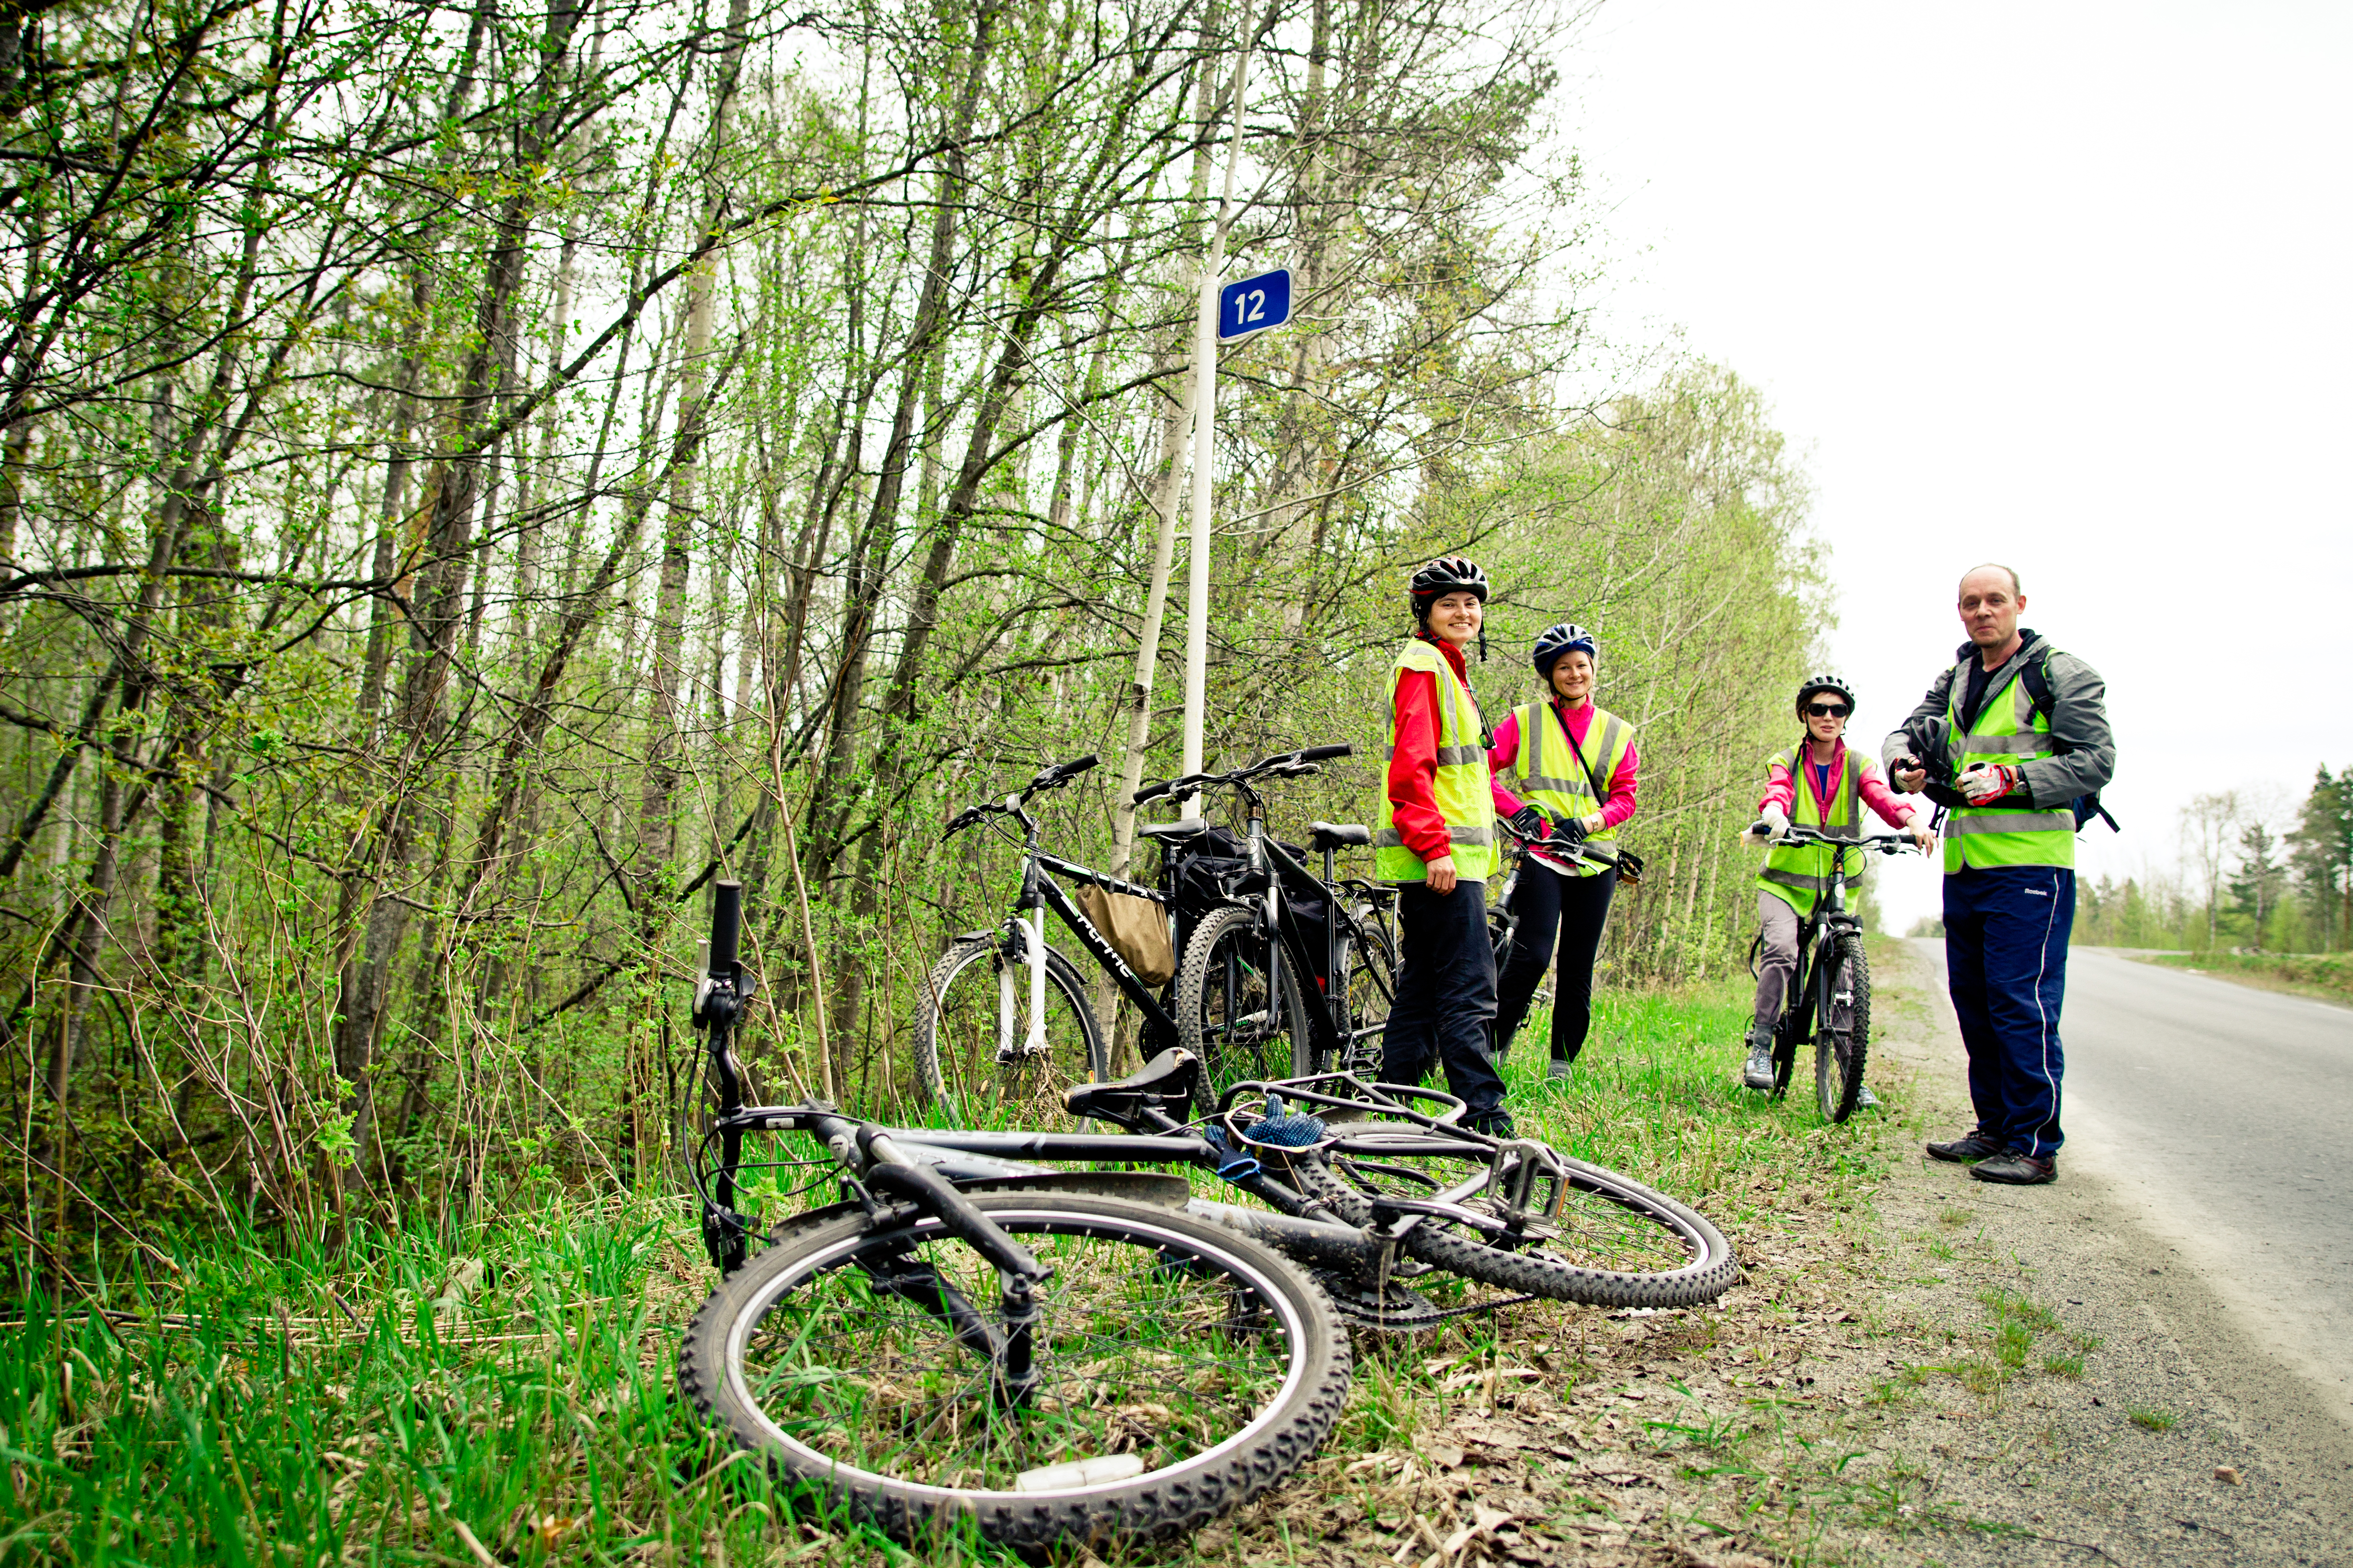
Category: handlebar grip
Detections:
[
  {"x1": 1298, "y1": 743, "x2": 1353, "y2": 763},
  {"x1": 709, "y1": 880, "x2": 743, "y2": 975},
  {"x1": 1746, "y1": 820, "x2": 1772, "y2": 837},
  {"x1": 1062, "y1": 753, "x2": 1099, "y2": 777},
  {"x1": 1133, "y1": 779, "x2": 1173, "y2": 805}
]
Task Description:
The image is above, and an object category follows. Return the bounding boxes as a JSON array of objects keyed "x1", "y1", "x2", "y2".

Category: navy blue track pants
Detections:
[
  {"x1": 1941, "y1": 864, "x2": 2073, "y2": 1161},
  {"x1": 1381, "y1": 880, "x2": 1506, "y2": 1126}
]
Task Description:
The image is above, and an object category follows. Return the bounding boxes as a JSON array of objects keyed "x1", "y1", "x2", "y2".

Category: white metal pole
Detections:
[{"x1": 1178, "y1": 28, "x2": 1255, "y2": 808}]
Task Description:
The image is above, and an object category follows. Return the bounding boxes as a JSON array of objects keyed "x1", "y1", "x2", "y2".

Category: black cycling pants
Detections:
[{"x1": 1493, "y1": 860, "x2": 1618, "y2": 1066}]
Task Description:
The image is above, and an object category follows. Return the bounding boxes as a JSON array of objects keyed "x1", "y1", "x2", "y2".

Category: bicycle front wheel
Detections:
[
  {"x1": 1177, "y1": 905, "x2": 1311, "y2": 1094},
  {"x1": 1299, "y1": 1143, "x2": 1739, "y2": 1309},
  {"x1": 913, "y1": 935, "x2": 1106, "y2": 1124},
  {"x1": 1815, "y1": 931, "x2": 1871, "y2": 1122},
  {"x1": 678, "y1": 1194, "x2": 1350, "y2": 1552}
]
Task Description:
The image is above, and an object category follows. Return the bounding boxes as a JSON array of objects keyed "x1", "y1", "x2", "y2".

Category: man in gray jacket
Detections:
[{"x1": 1886, "y1": 564, "x2": 2116, "y2": 1185}]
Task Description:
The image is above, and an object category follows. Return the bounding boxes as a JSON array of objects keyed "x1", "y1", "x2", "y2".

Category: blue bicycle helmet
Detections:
[{"x1": 1532, "y1": 622, "x2": 1599, "y2": 677}]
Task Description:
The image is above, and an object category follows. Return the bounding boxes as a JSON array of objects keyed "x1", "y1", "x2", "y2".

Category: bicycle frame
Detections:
[
  {"x1": 1206, "y1": 779, "x2": 1369, "y2": 1071},
  {"x1": 695, "y1": 1029, "x2": 1563, "y2": 1312},
  {"x1": 1777, "y1": 844, "x2": 1861, "y2": 1052},
  {"x1": 1009, "y1": 827, "x2": 1182, "y2": 1052},
  {"x1": 946, "y1": 778, "x2": 1187, "y2": 1071}
]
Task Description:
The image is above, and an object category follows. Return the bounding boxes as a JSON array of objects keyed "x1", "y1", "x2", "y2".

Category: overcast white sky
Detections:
[{"x1": 1564, "y1": 0, "x2": 2353, "y2": 931}]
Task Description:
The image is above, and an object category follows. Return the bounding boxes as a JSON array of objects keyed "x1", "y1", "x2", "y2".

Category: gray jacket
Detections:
[{"x1": 1882, "y1": 630, "x2": 2116, "y2": 809}]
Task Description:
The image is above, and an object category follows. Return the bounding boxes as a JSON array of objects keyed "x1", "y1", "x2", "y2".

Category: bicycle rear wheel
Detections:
[
  {"x1": 1298, "y1": 1141, "x2": 1739, "y2": 1309},
  {"x1": 913, "y1": 935, "x2": 1107, "y2": 1124},
  {"x1": 1815, "y1": 931, "x2": 1870, "y2": 1122},
  {"x1": 1177, "y1": 906, "x2": 1311, "y2": 1095},
  {"x1": 678, "y1": 1194, "x2": 1349, "y2": 1551},
  {"x1": 1319, "y1": 921, "x2": 1395, "y2": 1077}
]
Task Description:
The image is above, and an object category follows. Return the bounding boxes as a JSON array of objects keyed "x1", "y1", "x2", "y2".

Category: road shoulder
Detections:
[{"x1": 1841, "y1": 938, "x2": 2353, "y2": 1564}]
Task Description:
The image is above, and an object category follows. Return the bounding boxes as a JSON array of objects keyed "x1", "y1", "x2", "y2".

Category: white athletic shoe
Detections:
[
  {"x1": 1742, "y1": 1033, "x2": 1776, "y2": 1091},
  {"x1": 1856, "y1": 1084, "x2": 1882, "y2": 1110}
]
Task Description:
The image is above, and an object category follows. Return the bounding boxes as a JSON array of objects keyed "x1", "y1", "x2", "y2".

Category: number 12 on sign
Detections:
[{"x1": 1217, "y1": 268, "x2": 1292, "y2": 343}]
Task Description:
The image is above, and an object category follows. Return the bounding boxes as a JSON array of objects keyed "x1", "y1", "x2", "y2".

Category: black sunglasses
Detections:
[{"x1": 1806, "y1": 702, "x2": 1850, "y2": 718}]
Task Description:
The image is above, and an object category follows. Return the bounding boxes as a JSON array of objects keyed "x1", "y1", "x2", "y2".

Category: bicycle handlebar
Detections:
[
  {"x1": 1131, "y1": 743, "x2": 1354, "y2": 805},
  {"x1": 1499, "y1": 817, "x2": 1618, "y2": 867},
  {"x1": 942, "y1": 752, "x2": 1101, "y2": 839},
  {"x1": 1746, "y1": 821, "x2": 1920, "y2": 853}
]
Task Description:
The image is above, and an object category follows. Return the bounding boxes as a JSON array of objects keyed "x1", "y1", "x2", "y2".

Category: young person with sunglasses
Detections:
[{"x1": 1742, "y1": 675, "x2": 1936, "y2": 1094}]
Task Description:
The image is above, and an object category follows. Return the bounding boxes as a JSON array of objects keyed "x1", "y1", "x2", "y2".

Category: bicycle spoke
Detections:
[{"x1": 734, "y1": 1224, "x2": 1303, "y2": 1490}]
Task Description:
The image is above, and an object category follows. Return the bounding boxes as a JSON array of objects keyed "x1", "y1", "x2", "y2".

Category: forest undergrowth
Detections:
[{"x1": 0, "y1": 977, "x2": 1925, "y2": 1567}]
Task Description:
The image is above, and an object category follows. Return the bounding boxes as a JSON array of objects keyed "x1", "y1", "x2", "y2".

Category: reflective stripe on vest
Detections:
[
  {"x1": 1756, "y1": 744, "x2": 1864, "y2": 916},
  {"x1": 1375, "y1": 639, "x2": 1498, "y2": 883},
  {"x1": 1942, "y1": 654, "x2": 2073, "y2": 872},
  {"x1": 1506, "y1": 700, "x2": 1634, "y2": 879}
]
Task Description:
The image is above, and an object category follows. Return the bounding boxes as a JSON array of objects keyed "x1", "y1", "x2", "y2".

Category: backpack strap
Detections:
[{"x1": 2015, "y1": 644, "x2": 2121, "y2": 834}]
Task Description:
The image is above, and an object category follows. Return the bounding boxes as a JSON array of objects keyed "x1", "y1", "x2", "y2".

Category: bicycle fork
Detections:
[{"x1": 999, "y1": 841, "x2": 1051, "y2": 1065}]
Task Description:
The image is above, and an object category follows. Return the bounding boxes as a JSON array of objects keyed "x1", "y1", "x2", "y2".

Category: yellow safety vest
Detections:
[
  {"x1": 1758, "y1": 744, "x2": 1864, "y2": 917},
  {"x1": 1943, "y1": 653, "x2": 2075, "y2": 872},
  {"x1": 1376, "y1": 638, "x2": 1497, "y2": 883},
  {"x1": 1505, "y1": 699, "x2": 1634, "y2": 880}
]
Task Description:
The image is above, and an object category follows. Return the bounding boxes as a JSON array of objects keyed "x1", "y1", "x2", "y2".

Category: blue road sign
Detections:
[{"x1": 1217, "y1": 268, "x2": 1292, "y2": 343}]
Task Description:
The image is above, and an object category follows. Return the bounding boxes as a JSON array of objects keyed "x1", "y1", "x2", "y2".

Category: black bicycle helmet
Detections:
[
  {"x1": 1408, "y1": 557, "x2": 1490, "y2": 617},
  {"x1": 1532, "y1": 622, "x2": 1599, "y2": 677},
  {"x1": 1795, "y1": 672, "x2": 1856, "y2": 715}
]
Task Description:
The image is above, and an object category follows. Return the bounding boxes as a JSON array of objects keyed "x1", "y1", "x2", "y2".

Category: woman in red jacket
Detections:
[{"x1": 1375, "y1": 557, "x2": 1511, "y2": 1137}]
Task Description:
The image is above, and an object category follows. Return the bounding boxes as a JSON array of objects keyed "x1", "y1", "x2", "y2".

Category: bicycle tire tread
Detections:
[
  {"x1": 1820, "y1": 931, "x2": 1870, "y2": 1123},
  {"x1": 1295, "y1": 1155, "x2": 1739, "y2": 1309},
  {"x1": 677, "y1": 1195, "x2": 1350, "y2": 1551},
  {"x1": 911, "y1": 937, "x2": 1104, "y2": 1113}
]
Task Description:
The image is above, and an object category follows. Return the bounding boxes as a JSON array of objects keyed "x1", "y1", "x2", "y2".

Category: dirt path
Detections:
[
  {"x1": 1837, "y1": 939, "x2": 2353, "y2": 1565},
  {"x1": 1198, "y1": 942, "x2": 2353, "y2": 1567}
]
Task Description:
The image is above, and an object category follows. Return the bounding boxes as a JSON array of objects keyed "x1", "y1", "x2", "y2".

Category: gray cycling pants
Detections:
[{"x1": 1752, "y1": 890, "x2": 1802, "y2": 1034}]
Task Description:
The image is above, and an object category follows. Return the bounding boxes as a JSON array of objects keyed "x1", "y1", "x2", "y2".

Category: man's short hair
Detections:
[{"x1": 1959, "y1": 562, "x2": 2022, "y2": 596}]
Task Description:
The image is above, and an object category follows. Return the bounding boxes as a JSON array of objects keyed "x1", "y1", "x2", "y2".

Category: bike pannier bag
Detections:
[{"x1": 1074, "y1": 885, "x2": 1176, "y2": 986}]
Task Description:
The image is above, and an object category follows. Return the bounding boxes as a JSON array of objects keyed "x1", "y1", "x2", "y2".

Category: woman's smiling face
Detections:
[
  {"x1": 1549, "y1": 650, "x2": 1594, "y2": 704},
  {"x1": 1426, "y1": 590, "x2": 1483, "y2": 647}
]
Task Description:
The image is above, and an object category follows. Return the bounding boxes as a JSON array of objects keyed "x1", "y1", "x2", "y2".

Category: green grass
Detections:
[
  {"x1": 0, "y1": 974, "x2": 1892, "y2": 1566},
  {"x1": 2128, "y1": 1407, "x2": 2177, "y2": 1432},
  {"x1": 1493, "y1": 976, "x2": 1896, "y2": 1215},
  {"x1": 2132, "y1": 950, "x2": 2353, "y2": 1005},
  {"x1": 0, "y1": 1203, "x2": 939, "y2": 1567}
]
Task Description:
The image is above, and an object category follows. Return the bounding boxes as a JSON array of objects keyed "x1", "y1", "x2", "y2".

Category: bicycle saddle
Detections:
[
  {"x1": 1308, "y1": 821, "x2": 1371, "y2": 851},
  {"x1": 1139, "y1": 817, "x2": 1210, "y2": 840},
  {"x1": 1064, "y1": 1047, "x2": 1201, "y2": 1126}
]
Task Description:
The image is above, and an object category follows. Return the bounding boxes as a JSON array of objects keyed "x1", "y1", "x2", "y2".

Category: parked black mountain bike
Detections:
[
  {"x1": 1743, "y1": 821, "x2": 1920, "y2": 1121},
  {"x1": 1133, "y1": 746, "x2": 1397, "y2": 1093},
  {"x1": 913, "y1": 753, "x2": 1214, "y2": 1122}
]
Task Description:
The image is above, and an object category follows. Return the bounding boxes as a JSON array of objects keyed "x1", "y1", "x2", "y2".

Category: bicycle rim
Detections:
[
  {"x1": 1178, "y1": 906, "x2": 1309, "y2": 1095},
  {"x1": 1302, "y1": 1142, "x2": 1739, "y2": 1309},
  {"x1": 1327, "y1": 924, "x2": 1395, "y2": 1077},
  {"x1": 678, "y1": 1196, "x2": 1348, "y2": 1550},
  {"x1": 915, "y1": 937, "x2": 1105, "y2": 1126},
  {"x1": 1815, "y1": 933, "x2": 1870, "y2": 1123}
]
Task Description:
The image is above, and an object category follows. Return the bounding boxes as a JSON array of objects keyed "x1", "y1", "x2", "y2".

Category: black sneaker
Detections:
[
  {"x1": 1467, "y1": 1111, "x2": 1518, "y2": 1140},
  {"x1": 1925, "y1": 1130, "x2": 2003, "y2": 1162},
  {"x1": 1970, "y1": 1151, "x2": 2057, "y2": 1185}
]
